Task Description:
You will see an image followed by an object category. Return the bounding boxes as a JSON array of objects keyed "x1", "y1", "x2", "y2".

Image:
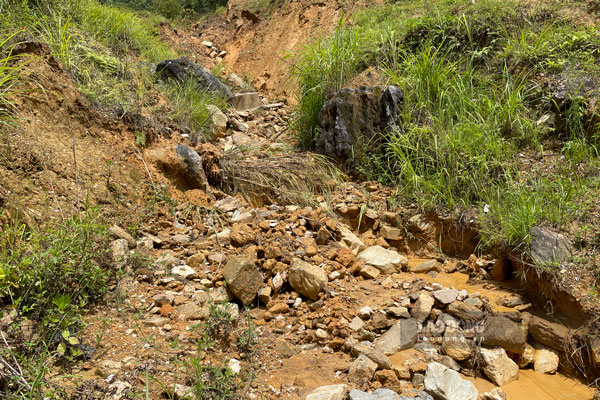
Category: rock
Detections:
[
  {"x1": 479, "y1": 348, "x2": 519, "y2": 386},
  {"x1": 153, "y1": 293, "x2": 174, "y2": 306},
  {"x1": 534, "y1": 347, "x2": 559, "y2": 374},
  {"x1": 226, "y1": 73, "x2": 253, "y2": 92},
  {"x1": 175, "y1": 145, "x2": 209, "y2": 191},
  {"x1": 258, "y1": 286, "x2": 272, "y2": 304},
  {"x1": 229, "y1": 92, "x2": 262, "y2": 110},
  {"x1": 528, "y1": 316, "x2": 569, "y2": 351},
  {"x1": 408, "y1": 260, "x2": 440, "y2": 273},
  {"x1": 170, "y1": 234, "x2": 191, "y2": 245},
  {"x1": 214, "y1": 196, "x2": 242, "y2": 213},
  {"x1": 432, "y1": 289, "x2": 458, "y2": 305},
  {"x1": 424, "y1": 362, "x2": 478, "y2": 400},
  {"x1": 516, "y1": 342, "x2": 535, "y2": 368},
  {"x1": 171, "y1": 264, "x2": 196, "y2": 279},
  {"x1": 349, "y1": 316, "x2": 365, "y2": 331},
  {"x1": 380, "y1": 225, "x2": 402, "y2": 241},
  {"x1": 306, "y1": 384, "x2": 348, "y2": 400},
  {"x1": 411, "y1": 292, "x2": 435, "y2": 322},
  {"x1": 439, "y1": 356, "x2": 460, "y2": 371},
  {"x1": 229, "y1": 223, "x2": 256, "y2": 247},
  {"x1": 186, "y1": 253, "x2": 206, "y2": 269},
  {"x1": 480, "y1": 388, "x2": 507, "y2": 400},
  {"x1": 110, "y1": 239, "x2": 129, "y2": 266},
  {"x1": 176, "y1": 303, "x2": 208, "y2": 321},
  {"x1": 275, "y1": 338, "x2": 299, "y2": 358},
  {"x1": 348, "y1": 388, "x2": 410, "y2": 400},
  {"x1": 173, "y1": 384, "x2": 192, "y2": 400},
  {"x1": 348, "y1": 354, "x2": 378, "y2": 385},
  {"x1": 442, "y1": 331, "x2": 472, "y2": 361},
  {"x1": 480, "y1": 316, "x2": 526, "y2": 353},
  {"x1": 109, "y1": 225, "x2": 136, "y2": 249},
  {"x1": 227, "y1": 358, "x2": 241, "y2": 375},
  {"x1": 351, "y1": 344, "x2": 392, "y2": 370},
  {"x1": 447, "y1": 302, "x2": 484, "y2": 323},
  {"x1": 316, "y1": 86, "x2": 403, "y2": 161},
  {"x1": 360, "y1": 265, "x2": 381, "y2": 279},
  {"x1": 288, "y1": 258, "x2": 328, "y2": 301},
  {"x1": 358, "y1": 246, "x2": 407, "y2": 275},
  {"x1": 223, "y1": 256, "x2": 262, "y2": 305},
  {"x1": 529, "y1": 226, "x2": 570, "y2": 264},
  {"x1": 374, "y1": 318, "x2": 419, "y2": 355},
  {"x1": 387, "y1": 306, "x2": 410, "y2": 318},
  {"x1": 207, "y1": 105, "x2": 228, "y2": 137},
  {"x1": 338, "y1": 224, "x2": 367, "y2": 254},
  {"x1": 142, "y1": 316, "x2": 170, "y2": 327},
  {"x1": 156, "y1": 57, "x2": 233, "y2": 98}
]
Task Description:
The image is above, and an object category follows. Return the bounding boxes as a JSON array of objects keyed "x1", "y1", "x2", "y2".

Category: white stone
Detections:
[{"x1": 424, "y1": 362, "x2": 478, "y2": 400}]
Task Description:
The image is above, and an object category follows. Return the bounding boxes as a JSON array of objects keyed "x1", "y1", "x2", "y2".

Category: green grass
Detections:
[
  {"x1": 291, "y1": 0, "x2": 600, "y2": 252},
  {"x1": 161, "y1": 78, "x2": 228, "y2": 143}
]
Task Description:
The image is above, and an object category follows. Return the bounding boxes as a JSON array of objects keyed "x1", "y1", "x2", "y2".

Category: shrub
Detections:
[{"x1": 0, "y1": 209, "x2": 112, "y2": 340}]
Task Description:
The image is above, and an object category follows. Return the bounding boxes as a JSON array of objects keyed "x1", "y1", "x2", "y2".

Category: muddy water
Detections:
[
  {"x1": 469, "y1": 371, "x2": 595, "y2": 399},
  {"x1": 338, "y1": 261, "x2": 596, "y2": 400}
]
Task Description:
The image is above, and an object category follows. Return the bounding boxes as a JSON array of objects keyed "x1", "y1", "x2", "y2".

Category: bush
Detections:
[{"x1": 0, "y1": 209, "x2": 112, "y2": 340}]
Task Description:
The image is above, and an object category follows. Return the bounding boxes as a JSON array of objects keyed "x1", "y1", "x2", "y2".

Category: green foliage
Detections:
[
  {"x1": 0, "y1": 209, "x2": 112, "y2": 341},
  {"x1": 292, "y1": 0, "x2": 600, "y2": 252},
  {"x1": 181, "y1": 303, "x2": 252, "y2": 400},
  {"x1": 161, "y1": 78, "x2": 227, "y2": 143}
]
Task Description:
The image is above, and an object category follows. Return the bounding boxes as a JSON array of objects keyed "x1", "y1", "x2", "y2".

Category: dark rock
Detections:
[
  {"x1": 529, "y1": 227, "x2": 570, "y2": 265},
  {"x1": 223, "y1": 256, "x2": 262, "y2": 305},
  {"x1": 529, "y1": 316, "x2": 569, "y2": 351},
  {"x1": 480, "y1": 316, "x2": 526, "y2": 353},
  {"x1": 447, "y1": 302, "x2": 484, "y2": 323},
  {"x1": 156, "y1": 57, "x2": 233, "y2": 99},
  {"x1": 175, "y1": 145, "x2": 209, "y2": 191},
  {"x1": 316, "y1": 86, "x2": 403, "y2": 161}
]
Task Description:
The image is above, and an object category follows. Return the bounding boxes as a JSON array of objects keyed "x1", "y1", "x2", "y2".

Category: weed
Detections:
[{"x1": 0, "y1": 208, "x2": 112, "y2": 345}]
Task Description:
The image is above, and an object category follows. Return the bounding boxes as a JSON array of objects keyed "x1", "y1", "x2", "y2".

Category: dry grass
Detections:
[{"x1": 219, "y1": 146, "x2": 345, "y2": 207}]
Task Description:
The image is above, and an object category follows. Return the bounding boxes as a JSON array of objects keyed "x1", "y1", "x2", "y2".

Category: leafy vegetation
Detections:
[{"x1": 292, "y1": 0, "x2": 600, "y2": 254}]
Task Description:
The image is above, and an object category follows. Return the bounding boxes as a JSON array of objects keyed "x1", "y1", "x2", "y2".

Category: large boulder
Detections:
[
  {"x1": 374, "y1": 318, "x2": 419, "y2": 355},
  {"x1": 423, "y1": 362, "x2": 478, "y2": 400},
  {"x1": 156, "y1": 57, "x2": 233, "y2": 98},
  {"x1": 289, "y1": 258, "x2": 328, "y2": 300},
  {"x1": 223, "y1": 256, "x2": 262, "y2": 305},
  {"x1": 357, "y1": 246, "x2": 407, "y2": 275},
  {"x1": 480, "y1": 316, "x2": 526, "y2": 353},
  {"x1": 479, "y1": 348, "x2": 519, "y2": 386},
  {"x1": 316, "y1": 86, "x2": 403, "y2": 161},
  {"x1": 175, "y1": 145, "x2": 209, "y2": 192}
]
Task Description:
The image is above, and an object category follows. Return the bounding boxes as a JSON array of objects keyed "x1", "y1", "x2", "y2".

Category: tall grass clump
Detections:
[
  {"x1": 290, "y1": 17, "x2": 363, "y2": 149},
  {"x1": 0, "y1": 32, "x2": 22, "y2": 126},
  {"x1": 162, "y1": 78, "x2": 227, "y2": 143}
]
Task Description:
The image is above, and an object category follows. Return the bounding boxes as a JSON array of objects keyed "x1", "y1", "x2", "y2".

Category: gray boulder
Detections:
[
  {"x1": 156, "y1": 57, "x2": 233, "y2": 99},
  {"x1": 374, "y1": 318, "x2": 419, "y2": 355},
  {"x1": 316, "y1": 86, "x2": 403, "y2": 161},
  {"x1": 529, "y1": 226, "x2": 570, "y2": 265},
  {"x1": 424, "y1": 362, "x2": 478, "y2": 400}
]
